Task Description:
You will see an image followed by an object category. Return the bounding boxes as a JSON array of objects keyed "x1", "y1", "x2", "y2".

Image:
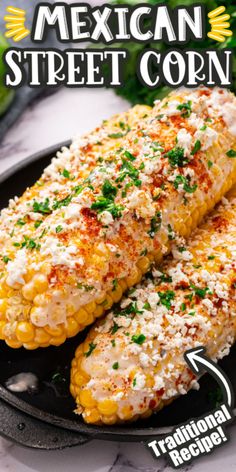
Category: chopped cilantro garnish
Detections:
[
  {"x1": 207, "y1": 160, "x2": 213, "y2": 168},
  {"x1": 91, "y1": 197, "x2": 124, "y2": 218},
  {"x1": 111, "y1": 322, "x2": 120, "y2": 334},
  {"x1": 2, "y1": 256, "x2": 11, "y2": 263},
  {"x1": 180, "y1": 303, "x2": 186, "y2": 311},
  {"x1": 34, "y1": 220, "x2": 42, "y2": 229},
  {"x1": 112, "y1": 279, "x2": 118, "y2": 291},
  {"x1": 200, "y1": 125, "x2": 207, "y2": 131},
  {"x1": 84, "y1": 342, "x2": 97, "y2": 358},
  {"x1": 53, "y1": 195, "x2": 72, "y2": 210},
  {"x1": 226, "y1": 149, "x2": 236, "y2": 158},
  {"x1": 56, "y1": 225, "x2": 63, "y2": 233},
  {"x1": 117, "y1": 159, "x2": 139, "y2": 183},
  {"x1": 108, "y1": 132, "x2": 126, "y2": 139},
  {"x1": 191, "y1": 284, "x2": 210, "y2": 298},
  {"x1": 208, "y1": 255, "x2": 215, "y2": 260},
  {"x1": 61, "y1": 169, "x2": 73, "y2": 179},
  {"x1": 159, "y1": 273, "x2": 172, "y2": 284},
  {"x1": 143, "y1": 302, "x2": 151, "y2": 310},
  {"x1": 77, "y1": 283, "x2": 94, "y2": 292},
  {"x1": 119, "y1": 302, "x2": 143, "y2": 317},
  {"x1": 173, "y1": 175, "x2": 197, "y2": 194},
  {"x1": 112, "y1": 362, "x2": 119, "y2": 370},
  {"x1": 185, "y1": 293, "x2": 193, "y2": 302},
  {"x1": 176, "y1": 101, "x2": 192, "y2": 118},
  {"x1": 123, "y1": 150, "x2": 136, "y2": 161},
  {"x1": 16, "y1": 218, "x2": 26, "y2": 226},
  {"x1": 139, "y1": 162, "x2": 145, "y2": 170},
  {"x1": 140, "y1": 248, "x2": 147, "y2": 256},
  {"x1": 167, "y1": 224, "x2": 175, "y2": 240},
  {"x1": 188, "y1": 311, "x2": 195, "y2": 316},
  {"x1": 33, "y1": 198, "x2": 51, "y2": 214},
  {"x1": 158, "y1": 290, "x2": 175, "y2": 309},
  {"x1": 73, "y1": 185, "x2": 83, "y2": 196},
  {"x1": 19, "y1": 235, "x2": 41, "y2": 251},
  {"x1": 191, "y1": 140, "x2": 201, "y2": 155},
  {"x1": 111, "y1": 339, "x2": 116, "y2": 347},
  {"x1": 166, "y1": 147, "x2": 189, "y2": 168},
  {"x1": 178, "y1": 246, "x2": 186, "y2": 253},
  {"x1": 148, "y1": 211, "x2": 162, "y2": 238},
  {"x1": 133, "y1": 378, "x2": 137, "y2": 387},
  {"x1": 102, "y1": 180, "x2": 117, "y2": 199},
  {"x1": 131, "y1": 334, "x2": 146, "y2": 345}
]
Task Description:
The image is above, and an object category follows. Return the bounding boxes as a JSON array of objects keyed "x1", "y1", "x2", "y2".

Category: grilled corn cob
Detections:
[
  {"x1": 70, "y1": 188, "x2": 236, "y2": 424},
  {"x1": 1, "y1": 87, "x2": 236, "y2": 350}
]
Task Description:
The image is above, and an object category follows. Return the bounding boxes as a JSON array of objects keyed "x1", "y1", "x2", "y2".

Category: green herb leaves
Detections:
[
  {"x1": 173, "y1": 175, "x2": 197, "y2": 194},
  {"x1": 165, "y1": 146, "x2": 189, "y2": 168},
  {"x1": 176, "y1": 101, "x2": 192, "y2": 118},
  {"x1": 226, "y1": 149, "x2": 236, "y2": 158}
]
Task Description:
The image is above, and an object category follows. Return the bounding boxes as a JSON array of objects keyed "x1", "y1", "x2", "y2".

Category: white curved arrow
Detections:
[{"x1": 184, "y1": 346, "x2": 234, "y2": 409}]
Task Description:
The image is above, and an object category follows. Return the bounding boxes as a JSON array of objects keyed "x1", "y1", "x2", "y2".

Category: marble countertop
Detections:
[{"x1": 0, "y1": 87, "x2": 235, "y2": 472}]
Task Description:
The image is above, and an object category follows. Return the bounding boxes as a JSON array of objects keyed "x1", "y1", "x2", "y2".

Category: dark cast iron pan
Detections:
[{"x1": 0, "y1": 143, "x2": 235, "y2": 450}]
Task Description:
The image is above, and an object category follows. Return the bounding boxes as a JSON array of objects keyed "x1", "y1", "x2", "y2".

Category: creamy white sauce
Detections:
[{"x1": 5, "y1": 373, "x2": 38, "y2": 393}]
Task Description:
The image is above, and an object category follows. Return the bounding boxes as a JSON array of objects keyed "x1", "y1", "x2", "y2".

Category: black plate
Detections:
[{"x1": 0, "y1": 143, "x2": 235, "y2": 449}]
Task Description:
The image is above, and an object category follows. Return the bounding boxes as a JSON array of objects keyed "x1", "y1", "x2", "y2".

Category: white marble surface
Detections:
[{"x1": 0, "y1": 87, "x2": 235, "y2": 471}]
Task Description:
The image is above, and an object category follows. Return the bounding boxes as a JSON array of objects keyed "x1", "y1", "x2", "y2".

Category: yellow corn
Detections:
[
  {"x1": 1, "y1": 88, "x2": 236, "y2": 349},
  {"x1": 70, "y1": 188, "x2": 236, "y2": 424}
]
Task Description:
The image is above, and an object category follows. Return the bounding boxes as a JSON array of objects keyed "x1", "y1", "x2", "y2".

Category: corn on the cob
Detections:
[
  {"x1": 1, "y1": 87, "x2": 236, "y2": 349},
  {"x1": 70, "y1": 188, "x2": 236, "y2": 425}
]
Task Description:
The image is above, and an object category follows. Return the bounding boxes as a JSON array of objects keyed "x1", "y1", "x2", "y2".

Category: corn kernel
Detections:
[
  {"x1": 79, "y1": 389, "x2": 96, "y2": 408},
  {"x1": 50, "y1": 335, "x2": 67, "y2": 346},
  {"x1": 101, "y1": 414, "x2": 118, "y2": 425},
  {"x1": 83, "y1": 408, "x2": 101, "y2": 424},
  {"x1": 33, "y1": 294, "x2": 47, "y2": 306},
  {"x1": 93, "y1": 304, "x2": 104, "y2": 318},
  {"x1": 102, "y1": 294, "x2": 113, "y2": 310},
  {"x1": 22, "y1": 282, "x2": 37, "y2": 301},
  {"x1": 34, "y1": 328, "x2": 50, "y2": 344},
  {"x1": 109, "y1": 284, "x2": 123, "y2": 303},
  {"x1": 126, "y1": 267, "x2": 141, "y2": 288},
  {"x1": 74, "y1": 372, "x2": 89, "y2": 387},
  {"x1": 45, "y1": 325, "x2": 64, "y2": 337},
  {"x1": 119, "y1": 279, "x2": 127, "y2": 291},
  {"x1": 75, "y1": 346, "x2": 84, "y2": 358},
  {"x1": 65, "y1": 317, "x2": 79, "y2": 338},
  {"x1": 74, "y1": 308, "x2": 90, "y2": 325},
  {"x1": 95, "y1": 292, "x2": 106, "y2": 304},
  {"x1": 120, "y1": 405, "x2": 134, "y2": 420},
  {"x1": 0, "y1": 299, "x2": 7, "y2": 315},
  {"x1": 16, "y1": 321, "x2": 35, "y2": 343},
  {"x1": 23, "y1": 342, "x2": 39, "y2": 350},
  {"x1": 97, "y1": 399, "x2": 118, "y2": 415},
  {"x1": 33, "y1": 274, "x2": 48, "y2": 293},
  {"x1": 137, "y1": 256, "x2": 150, "y2": 273},
  {"x1": 84, "y1": 301, "x2": 96, "y2": 314},
  {"x1": 6, "y1": 338, "x2": 22, "y2": 349},
  {"x1": 0, "y1": 321, "x2": 6, "y2": 339}
]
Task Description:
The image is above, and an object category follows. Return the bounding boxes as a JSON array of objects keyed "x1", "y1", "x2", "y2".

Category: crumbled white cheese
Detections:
[
  {"x1": 194, "y1": 127, "x2": 218, "y2": 151},
  {"x1": 98, "y1": 211, "x2": 114, "y2": 226},
  {"x1": 6, "y1": 249, "x2": 27, "y2": 287},
  {"x1": 176, "y1": 129, "x2": 192, "y2": 156},
  {"x1": 132, "y1": 373, "x2": 146, "y2": 390}
]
